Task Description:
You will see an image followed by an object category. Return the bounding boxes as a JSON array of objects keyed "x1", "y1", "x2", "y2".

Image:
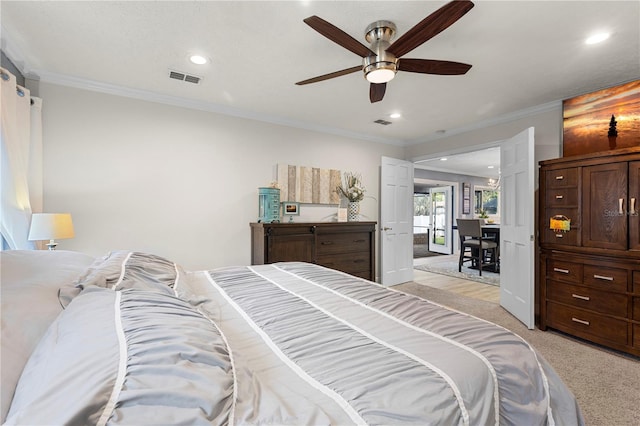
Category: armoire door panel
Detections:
[
  {"x1": 629, "y1": 161, "x2": 640, "y2": 251},
  {"x1": 582, "y1": 163, "x2": 627, "y2": 250}
]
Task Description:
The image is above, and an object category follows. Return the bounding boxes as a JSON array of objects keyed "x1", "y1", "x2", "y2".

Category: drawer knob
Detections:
[
  {"x1": 555, "y1": 176, "x2": 564, "y2": 180},
  {"x1": 321, "y1": 241, "x2": 334, "y2": 245},
  {"x1": 555, "y1": 234, "x2": 564, "y2": 238},
  {"x1": 555, "y1": 195, "x2": 564, "y2": 199},
  {"x1": 353, "y1": 239, "x2": 366, "y2": 243},
  {"x1": 593, "y1": 274, "x2": 614, "y2": 281},
  {"x1": 572, "y1": 293, "x2": 590, "y2": 301},
  {"x1": 571, "y1": 317, "x2": 590, "y2": 326},
  {"x1": 553, "y1": 267, "x2": 569, "y2": 274}
]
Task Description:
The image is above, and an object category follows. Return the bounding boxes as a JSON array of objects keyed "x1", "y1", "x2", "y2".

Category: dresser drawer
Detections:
[
  {"x1": 547, "y1": 259, "x2": 582, "y2": 283},
  {"x1": 542, "y1": 227, "x2": 579, "y2": 246},
  {"x1": 316, "y1": 252, "x2": 370, "y2": 275},
  {"x1": 317, "y1": 232, "x2": 371, "y2": 255},
  {"x1": 547, "y1": 302, "x2": 628, "y2": 345},
  {"x1": 583, "y1": 265, "x2": 628, "y2": 293},
  {"x1": 545, "y1": 189, "x2": 578, "y2": 207},
  {"x1": 546, "y1": 168, "x2": 578, "y2": 188},
  {"x1": 547, "y1": 281, "x2": 628, "y2": 316}
]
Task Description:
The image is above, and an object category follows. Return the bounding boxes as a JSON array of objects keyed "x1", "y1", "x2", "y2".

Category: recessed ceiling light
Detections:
[
  {"x1": 189, "y1": 55, "x2": 208, "y2": 65},
  {"x1": 390, "y1": 113, "x2": 401, "y2": 119},
  {"x1": 585, "y1": 32, "x2": 610, "y2": 45},
  {"x1": 488, "y1": 165, "x2": 495, "y2": 169},
  {"x1": 440, "y1": 157, "x2": 448, "y2": 161}
]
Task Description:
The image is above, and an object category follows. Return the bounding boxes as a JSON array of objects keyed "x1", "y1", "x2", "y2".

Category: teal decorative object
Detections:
[{"x1": 258, "y1": 187, "x2": 280, "y2": 223}]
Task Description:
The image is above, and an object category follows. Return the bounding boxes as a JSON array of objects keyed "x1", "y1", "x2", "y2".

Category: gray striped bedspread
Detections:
[{"x1": 4, "y1": 252, "x2": 584, "y2": 425}]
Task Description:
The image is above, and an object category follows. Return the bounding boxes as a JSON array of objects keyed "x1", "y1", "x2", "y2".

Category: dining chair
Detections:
[{"x1": 456, "y1": 219, "x2": 499, "y2": 276}]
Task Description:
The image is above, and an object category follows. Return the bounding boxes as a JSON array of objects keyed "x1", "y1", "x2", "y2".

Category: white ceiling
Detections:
[
  {"x1": 416, "y1": 146, "x2": 500, "y2": 178},
  {"x1": 1, "y1": 0, "x2": 639, "y2": 153}
]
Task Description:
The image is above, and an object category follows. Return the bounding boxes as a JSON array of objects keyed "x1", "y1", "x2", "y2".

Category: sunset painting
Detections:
[{"x1": 563, "y1": 79, "x2": 640, "y2": 157}]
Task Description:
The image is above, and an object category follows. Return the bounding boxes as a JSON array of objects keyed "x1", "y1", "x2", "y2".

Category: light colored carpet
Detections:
[
  {"x1": 393, "y1": 281, "x2": 640, "y2": 426},
  {"x1": 414, "y1": 257, "x2": 500, "y2": 286}
]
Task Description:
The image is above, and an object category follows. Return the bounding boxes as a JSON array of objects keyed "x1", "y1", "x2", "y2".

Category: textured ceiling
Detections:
[{"x1": 2, "y1": 0, "x2": 639, "y2": 152}]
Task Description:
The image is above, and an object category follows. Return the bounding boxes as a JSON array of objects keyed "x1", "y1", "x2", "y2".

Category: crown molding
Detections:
[
  {"x1": 34, "y1": 69, "x2": 407, "y2": 147},
  {"x1": 18, "y1": 63, "x2": 562, "y2": 150}
]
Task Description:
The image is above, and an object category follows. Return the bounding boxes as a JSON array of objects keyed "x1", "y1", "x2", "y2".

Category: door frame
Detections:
[
  {"x1": 429, "y1": 185, "x2": 454, "y2": 254},
  {"x1": 414, "y1": 176, "x2": 458, "y2": 255}
]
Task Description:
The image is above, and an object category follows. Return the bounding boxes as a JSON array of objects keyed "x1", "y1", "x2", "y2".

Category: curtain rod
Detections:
[{"x1": 1, "y1": 69, "x2": 35, "y2": 105}]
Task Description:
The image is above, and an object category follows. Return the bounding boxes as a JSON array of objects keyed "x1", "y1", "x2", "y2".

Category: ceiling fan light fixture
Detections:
[{"x1": 365, "y1": 65, "x2": 396, "y2": 83}]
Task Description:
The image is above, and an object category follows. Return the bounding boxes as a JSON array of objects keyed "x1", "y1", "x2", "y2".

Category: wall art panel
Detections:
[
  {"x1": 563, "y1": 79, "x2": 640, "y2": 157},
  {"x1": 277, "y1": 164, "x2": 341, "y2": 204}
]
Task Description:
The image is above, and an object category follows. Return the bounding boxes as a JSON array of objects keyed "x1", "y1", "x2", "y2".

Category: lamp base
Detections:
[{"x1": 46, "y1": 240, "x2": 58, "y2": 251}]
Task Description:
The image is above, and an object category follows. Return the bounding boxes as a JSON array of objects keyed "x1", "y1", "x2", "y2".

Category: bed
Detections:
[{"x1": 1, "y1": 250, "x2": 584, "y2": 425}]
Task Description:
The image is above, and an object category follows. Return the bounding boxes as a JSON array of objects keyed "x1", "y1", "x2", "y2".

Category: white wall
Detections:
[{"x1": 40, "y1": 83, "x2": 403, "y2": 270}]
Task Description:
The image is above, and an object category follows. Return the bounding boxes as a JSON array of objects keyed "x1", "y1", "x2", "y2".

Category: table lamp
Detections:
[{"x1": 28, "y1": 213, "x2": 75, "y2": 250}]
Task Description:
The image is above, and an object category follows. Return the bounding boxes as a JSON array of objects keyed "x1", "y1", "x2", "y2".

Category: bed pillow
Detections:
[
  {"x1": 5, "y1": 286, "x2": 234, "y2": 425},
  {"x1": 71, "y1": 250, "x2": 184, "y2": 295},
  {"x1": 0, "y1": 250, "x2": 95, "y2": 423}
]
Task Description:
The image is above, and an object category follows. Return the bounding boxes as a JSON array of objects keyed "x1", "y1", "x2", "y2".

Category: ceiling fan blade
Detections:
[
  {"x1": 386, "y1": 0, "x2": 474, "y2": 58},
  {"x1": 296, "y1": 66, "x2": 362, "y2": 85},
  {"x1": 304, "y1": 16, "x2": 375, "y2": 58},
  {"x1": 398, "y1": 58, "x2": 472, "y2": 75},
  {"x1": 370, "y1": 83, "x2": 386, "y2": 103}
]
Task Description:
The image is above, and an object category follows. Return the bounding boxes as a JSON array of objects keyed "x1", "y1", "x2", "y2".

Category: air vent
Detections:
[
  {"x1": 374, "y1": 119, "x2": 392, "y2": 125},
  {"x1": 169, "y1": 70, "x2": 202, "y2": 85}
]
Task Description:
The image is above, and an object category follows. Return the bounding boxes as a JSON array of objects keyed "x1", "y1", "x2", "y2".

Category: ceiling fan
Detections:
[{"x1": 296, "y1": 0, "x2": 474, "y2": 103}]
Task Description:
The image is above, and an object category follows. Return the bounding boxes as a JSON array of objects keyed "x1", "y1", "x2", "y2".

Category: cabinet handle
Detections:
[
  {"x1": 572, "y1": 294, "x2": 590, "y2": 301},
  {"x1": 555, "y1": 195, "x2": 564, "y2": 199},
  {"x1": 555, "y1": 234, "x2": 564, "y2": 238},
  {"x1": 553, "y1": 267, "x2": 569, "y2": 274},
  {"x1": 555, "y1": 175, "x2": 564, "y2": 180},
  {"x1": 321, "y1": 241, "x2": 334, "y2": 245},
  {"x1": 353, "y1": 259, "x2": 365, "y2": 263},
  {"x1": 619, "y1": 198, "x2": 624, "y2": 215},
  {"x1": 353, "y1": 239, "x2": 366, "y2": 243},
  {"x1": 593, "y1": 274, "x2": 614, "y2": 281},
  {"x1": 571, "y1": 317, "x2": 590, "y2": 326},
  {"x1": 632, "y1": 198, "x2": 637, "y2": 215}
]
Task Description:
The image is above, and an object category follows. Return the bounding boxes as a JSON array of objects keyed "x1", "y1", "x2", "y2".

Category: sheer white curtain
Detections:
[{"x1": 0, "y1": 67, "x2": 43, "y2": 249}]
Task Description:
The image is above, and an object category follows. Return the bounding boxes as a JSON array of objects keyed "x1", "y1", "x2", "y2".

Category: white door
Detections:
[
  {"x1": 429, "y1": 186, "x2": 453, "y2": 254},
  {"x1": 499, "y1": 127, "x2": 535, "y2": 329},
  {"x1": 380, "y1": 156, "x2": 414, "y2": 286}
]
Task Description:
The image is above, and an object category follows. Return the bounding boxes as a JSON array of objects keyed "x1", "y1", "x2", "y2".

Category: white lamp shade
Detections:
[{"x1": 28, "y1": 213, "x2": 75, "y2": 241}]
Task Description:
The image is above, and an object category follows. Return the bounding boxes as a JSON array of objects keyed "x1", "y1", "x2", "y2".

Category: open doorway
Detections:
[
  {"x1": 412, "y1": 147, "x2": 501, "y2": 285},
  {"x1": 413, "y1": 178, "x2": 456, "y2": 259}
]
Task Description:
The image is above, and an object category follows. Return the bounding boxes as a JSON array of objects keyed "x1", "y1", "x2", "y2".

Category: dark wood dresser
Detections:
[
  {"x1": 539, "y1": 147, "x2": 640, "y2": 356},
  {"x1": 250, "y1": 222, "x2": 376, "y2": 281}
]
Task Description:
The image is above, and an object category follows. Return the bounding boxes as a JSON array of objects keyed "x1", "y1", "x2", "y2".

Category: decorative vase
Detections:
[{"x1": 347, "y1": 201, "x2": 360, "y2": 222}]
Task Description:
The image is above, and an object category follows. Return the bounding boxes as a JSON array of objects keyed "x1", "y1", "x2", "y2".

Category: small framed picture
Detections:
[
  {"x1": 462, "y1": 183, "x2": 471, "y2": 214},
  {"x1": 282, "y1": 202, "x2": 300, "y2": 216}
]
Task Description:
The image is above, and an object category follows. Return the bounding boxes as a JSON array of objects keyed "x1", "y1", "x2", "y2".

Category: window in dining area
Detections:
[{"x1": 475, "y1": 188, "x2": 500, "y2": 223}]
